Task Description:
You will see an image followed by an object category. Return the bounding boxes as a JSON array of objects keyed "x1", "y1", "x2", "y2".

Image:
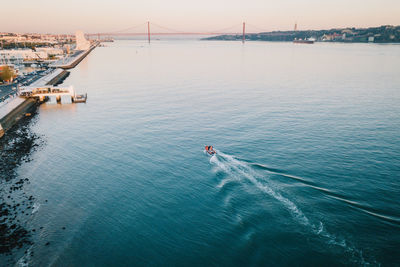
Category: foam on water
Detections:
[
  {"x1": 251, "y1": 163, "x2": 400, "y2": 227},
  {"x1": 210, "y1": 150, "x2": 376, "y2": 265},
  {"x1": 216, "y1": 177, "x2": 236, "y2": 189},
  {"x1": 17, "y1": 246, "x2": 32, "y2": 267},
  {"x1": 31, "y1": 203, "x2": 40, "y2": 214}
]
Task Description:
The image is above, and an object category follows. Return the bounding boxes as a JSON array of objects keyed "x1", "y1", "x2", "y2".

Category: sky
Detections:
[{"x1": 2, "y1": 0, "x2": 400, "y2": 34}]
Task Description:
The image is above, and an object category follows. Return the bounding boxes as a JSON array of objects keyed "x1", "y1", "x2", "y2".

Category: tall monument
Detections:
[{"x1": 75, "y1": 31, "x2": 90, "y2": 50}]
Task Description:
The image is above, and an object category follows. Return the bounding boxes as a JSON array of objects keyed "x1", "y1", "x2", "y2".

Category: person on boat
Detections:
[{"x1": 205, "y1": 145, "x2": 214, "y2": 153}]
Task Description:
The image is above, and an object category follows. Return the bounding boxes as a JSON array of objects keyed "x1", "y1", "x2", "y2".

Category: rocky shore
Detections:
[{"x1": 0, "y1": 112, "x2": 43, "y2": 265}]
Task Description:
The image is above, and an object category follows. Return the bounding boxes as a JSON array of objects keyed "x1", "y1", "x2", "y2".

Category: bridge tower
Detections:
[
  {"x1": 147, "y1": 21, "x2": 151, "y2": 44},
  {"x1": 242, "y1": 22, "x2": 246, "y2": 43}
]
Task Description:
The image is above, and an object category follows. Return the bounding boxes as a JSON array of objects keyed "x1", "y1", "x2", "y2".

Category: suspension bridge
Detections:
[{"x1": 87, "y1": 21, "x2": 275, "y2": 43}]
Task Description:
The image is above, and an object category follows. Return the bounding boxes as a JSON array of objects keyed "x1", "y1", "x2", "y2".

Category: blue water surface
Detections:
[{"x1": 15, "y1": 40, "x2": 400, "y2": 266}]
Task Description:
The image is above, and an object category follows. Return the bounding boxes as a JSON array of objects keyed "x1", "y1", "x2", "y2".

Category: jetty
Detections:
[
  {"x1": 19, "y1": 86, "x2": 87, "y2": 103},
  {"x1": 51, "y1": 41, "x2": 99, "y2": 69}
]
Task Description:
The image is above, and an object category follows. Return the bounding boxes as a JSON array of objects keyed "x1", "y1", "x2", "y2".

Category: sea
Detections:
[{"x1": 3, "y1": 40, "x2": 400, "y2": 266}]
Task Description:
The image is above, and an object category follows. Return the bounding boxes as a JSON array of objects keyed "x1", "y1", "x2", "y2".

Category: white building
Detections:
[
  {"x1": 75, "y1": 31, "x2": 90, "y2": 50},
  {"x1": 0, "y1": 49, "x2": 48, "y2": 63},
  {"x1": 36, "y1": 47, "x2": 64, "y2": 56}
]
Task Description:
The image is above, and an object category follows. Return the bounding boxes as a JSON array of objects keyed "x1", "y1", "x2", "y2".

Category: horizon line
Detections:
[{"x1": 1, "y1": 24, "x2": 399, "y2": 36}]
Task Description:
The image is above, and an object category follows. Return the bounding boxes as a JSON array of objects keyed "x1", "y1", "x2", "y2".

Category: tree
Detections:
[{"x1": 0, "y1": 66, "x2": 15, "y2": 83}]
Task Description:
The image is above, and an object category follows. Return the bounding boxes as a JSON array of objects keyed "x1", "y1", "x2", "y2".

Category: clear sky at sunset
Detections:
[{"x1": 2, "y1": 0, "x2": 400, "y2": 33}]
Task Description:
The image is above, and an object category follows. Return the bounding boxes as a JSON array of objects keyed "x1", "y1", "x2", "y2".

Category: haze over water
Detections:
[{"x1": 16, "y1": 40, "x2": 400, "y2": 265}]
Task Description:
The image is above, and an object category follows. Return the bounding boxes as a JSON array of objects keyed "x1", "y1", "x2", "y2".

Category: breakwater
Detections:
[{"x1": 52, "y1": 42, "x2": 99, "y2": 69}]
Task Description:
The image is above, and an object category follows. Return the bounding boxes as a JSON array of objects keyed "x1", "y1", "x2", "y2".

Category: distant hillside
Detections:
[{"x1": 203, "y1": 25, "x2": 400, "y2": 43}]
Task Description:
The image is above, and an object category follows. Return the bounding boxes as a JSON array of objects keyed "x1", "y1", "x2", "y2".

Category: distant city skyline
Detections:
[{"x1": 2, "y1": 0, "x2": 400, "y2": 34}]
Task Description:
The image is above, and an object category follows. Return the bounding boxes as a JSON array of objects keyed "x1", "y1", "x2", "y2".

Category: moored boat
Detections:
[
  {"x1": 73, "y1": 93, "x2": 87, "y2": 103},
  {"x1": 293, "y1": 38, "x2": 314, "y2": 44}
]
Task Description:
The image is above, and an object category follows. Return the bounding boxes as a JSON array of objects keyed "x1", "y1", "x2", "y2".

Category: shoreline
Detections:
[
  {"x1": 0, "y1": 113, "x2": 40, "y2": 263},
  {"x1": 0, "y1": 44, "x2": 96, "y2": 264}
]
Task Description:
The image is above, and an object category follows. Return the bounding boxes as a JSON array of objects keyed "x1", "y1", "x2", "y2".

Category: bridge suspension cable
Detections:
[
  {"x1": 149, "y1": 22, "x2": 192, "y2": 34},
  {"x1": 93, "y1": 22, "x2": 148, "y2": 35},
  {"x1": 111, "y1": 22, "x2": 148, "y2": 33},
  {"x1": 90, "y1": 21, "x2": 272, "y2": 37},
  {"x1": 208, "y1": 23, "x2": 243, "y2": 34},
  {"x1": 245, "y1": 23, "x2": 271, "y2": 33}
]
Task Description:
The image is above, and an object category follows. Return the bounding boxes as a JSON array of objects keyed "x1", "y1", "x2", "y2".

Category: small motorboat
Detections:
[{"x1": 205, "y1": 145, "x2": 216, "y2": 155}]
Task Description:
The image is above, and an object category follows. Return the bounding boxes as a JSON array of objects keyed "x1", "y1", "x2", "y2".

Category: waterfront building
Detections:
[
  {"x1": 35, "y1": 47, "x2": 64, "y2": 56},
  {"x1": 0, "y1": 49, "x2": 48, "y2": 64},
  {"x1": 75, "y1": 31, "x2": 90, "y2": 50}
]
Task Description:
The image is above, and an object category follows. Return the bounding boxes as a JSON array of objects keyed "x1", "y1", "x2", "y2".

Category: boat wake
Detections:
[
  {"x1": 250, "y1": 162, "x2": 400, "y2": 227},
  {"x1": 209, "y1": 150, "x2": 377, "y2": 266}
]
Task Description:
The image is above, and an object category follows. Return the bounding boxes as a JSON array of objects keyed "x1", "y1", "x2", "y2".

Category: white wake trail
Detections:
[
  {"x1": 210, "y1": 151, "x2": 374, "y2": 265},
  {"x1": 214, "y1": 151, "x2": 310, "y2": 225}
]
